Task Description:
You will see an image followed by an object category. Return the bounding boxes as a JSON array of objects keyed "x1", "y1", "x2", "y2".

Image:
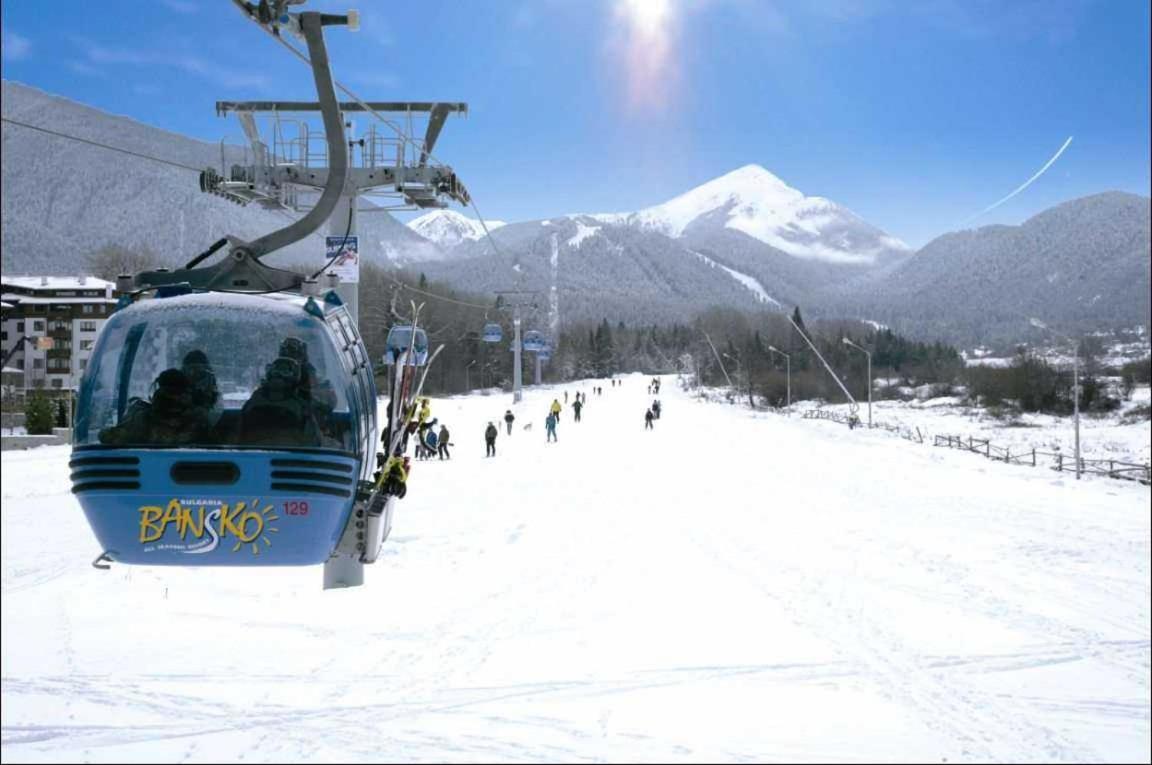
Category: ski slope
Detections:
[{"x1": 2, "y1": 374, "x2": 1150, "y2": 763}]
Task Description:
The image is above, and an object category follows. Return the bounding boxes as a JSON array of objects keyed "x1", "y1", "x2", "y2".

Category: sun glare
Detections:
[
  {"x1": 613, "y1": 0, "x2": 680, "y2": 113},
  {"x1": 619, "y1": 0, "x2": 673, "y2": 39}
]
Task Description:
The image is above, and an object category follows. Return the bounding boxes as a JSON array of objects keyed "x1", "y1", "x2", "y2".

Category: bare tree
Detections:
[{"x1": 85, "y1": 244, "x2": 158, "y2": 282}]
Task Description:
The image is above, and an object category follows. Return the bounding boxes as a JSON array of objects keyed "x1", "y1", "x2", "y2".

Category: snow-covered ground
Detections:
[
  {"x1": 799, "y1": 387, "x2": 1152, "y2": 466},
  {"x1": 2, "y1": 374, "x2": 1149, "y2": 763}
]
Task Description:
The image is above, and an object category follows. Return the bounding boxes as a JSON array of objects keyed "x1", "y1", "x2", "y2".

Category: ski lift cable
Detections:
[
  {"x1": 1, "y1": 117, "x2": 205, "y2": 173},
  {"x1": 382, "y1": 273, "x2": 496, "y2": 311},
  {"x1": 466, "y1": 197, "x2": 508, "y2": 261}
]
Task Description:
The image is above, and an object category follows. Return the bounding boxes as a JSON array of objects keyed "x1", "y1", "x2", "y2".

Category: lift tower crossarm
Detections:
[
  {"x1": 216, "y1": 101, "x2": 468, "y2": 114},
  {"x1": 206, "y1": 102, "x2": 471, "y2": 209}
]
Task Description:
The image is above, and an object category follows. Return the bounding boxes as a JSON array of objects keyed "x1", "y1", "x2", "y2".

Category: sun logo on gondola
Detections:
[{"x1": 230, "y1": 499, "x2": 280, "y2": 555}]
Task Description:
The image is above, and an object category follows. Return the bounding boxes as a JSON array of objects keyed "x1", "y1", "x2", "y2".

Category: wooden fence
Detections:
[
  {"x1": 802, "y1": 408, "x2": 924, "y2": 443},
  {"x1": 800, "y1": 407, "x2": 1149, "y2": 486},
  {"x1": 932, "y1": 434, "x2": 1151, "y2": 485}
]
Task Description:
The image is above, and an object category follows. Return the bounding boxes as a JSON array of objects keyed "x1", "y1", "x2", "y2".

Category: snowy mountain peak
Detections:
[
  {"x1": 407, "y1": 209, "x2": 505, "y2": 247},
  {"x1": 625, "y1": 164, "x2": 908, "y2": 264},
  {"x1": 713, "y1": 163, "x2": 796, "y2": 192}
]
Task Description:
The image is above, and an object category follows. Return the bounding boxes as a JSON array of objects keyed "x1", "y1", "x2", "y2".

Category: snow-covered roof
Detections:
[
  {"x1": 0, "y1": 302, "x2": 13, "y2": 309},
  {"x1": 113, "y1": 290, "x2": 314, "y2": 319},
  {"x1": 0, "y1": 276, "x2": 114, "y2": 291},
  {"x1": 1, "y1": 294, "x2": 117, "y2": 305},
  {"x1": 2, "y1": 366, "x2": 22, "y2": 374}
]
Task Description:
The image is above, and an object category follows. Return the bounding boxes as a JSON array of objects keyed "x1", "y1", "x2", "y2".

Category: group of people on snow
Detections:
[
  {"x1": 645, "y1": 398, "x2": 661, "y2": 429},
  {"x1": 392, "y1": 376, "x2": 666, "y2": 464},
  {"x1": 405, "y1": 397, "x2": 453, "y2": 461}
]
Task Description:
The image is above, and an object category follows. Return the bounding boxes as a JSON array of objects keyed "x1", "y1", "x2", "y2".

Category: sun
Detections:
[
  {"x1": 230, "y1": 500, "x2": 280, "y2": 555},
  {"x1": 618, "y1": 0, "x2": 673, "y2": 39}
]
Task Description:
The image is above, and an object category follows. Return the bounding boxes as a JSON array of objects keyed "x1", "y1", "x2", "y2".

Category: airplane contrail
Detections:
[{"x1": 962, "y1": 135, "x2": 1074, "y2": 226}]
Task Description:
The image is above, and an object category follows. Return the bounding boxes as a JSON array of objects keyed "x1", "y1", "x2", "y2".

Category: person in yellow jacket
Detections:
[
  {"x1": 415, "y1": 397, "x2": 431, "y2": 426},
  {"x1": 550, "y1": 398, "x2": 562, "y2": 422}
]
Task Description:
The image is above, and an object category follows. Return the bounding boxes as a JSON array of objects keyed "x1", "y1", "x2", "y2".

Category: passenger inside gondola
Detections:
[
  {"x1": 239, "y1": 355, "x2": 323, "y2": 447},
  {"x1": 98, "y1": 368, "x2": 213, "y2": 447},
  {"x1": 181, "y1": 349, "x2": 221, "y2": 426},
  {"x1": 276, "y1": 336, "x2": 337, "y2": 436}
]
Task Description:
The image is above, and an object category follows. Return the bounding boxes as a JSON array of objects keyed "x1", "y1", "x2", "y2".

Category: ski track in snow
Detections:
[
  {"x1": 2, "y1": 375, "x2": 1149, "y2": 763},
  {"x1": 566, "y1": 223, "x2": 600, "y2": 249},
  {"x1": 692, "y1": 250, "x2": 782, "y2": 307}
]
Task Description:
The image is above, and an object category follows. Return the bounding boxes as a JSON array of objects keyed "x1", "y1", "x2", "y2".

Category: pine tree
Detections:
[
  {"x1": 791, "y1": 306, "x2": 806, "y2": 333},
  {"x1": 789, "y1": 306, "x2": 810, "y2": 369},
  {"x1": 25, "y1": 391, "x2": 55, "y2": 435}
]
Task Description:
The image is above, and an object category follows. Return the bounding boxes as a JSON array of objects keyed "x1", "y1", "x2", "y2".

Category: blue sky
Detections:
[{"x1": 2, "y1": 0, "x2": 1149, "y2": 247}]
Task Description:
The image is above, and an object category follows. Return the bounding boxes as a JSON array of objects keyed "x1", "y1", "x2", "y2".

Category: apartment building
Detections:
[{"x1": 1, "y1": 276, "x2": 118, "y2": 390}]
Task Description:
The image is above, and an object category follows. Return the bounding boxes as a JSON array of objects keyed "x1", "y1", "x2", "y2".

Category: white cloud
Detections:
[
  {"x1": 160, "y1": 0, "x2": 198, "y2": 13},
  {"x1": 71, "y1": 38, "x2": 269, "y2": 89},
  {"x1": 173, "y1": 55, "x2": 270, "y2": 89},
  {"x1": 352, "y1": 71, "x2": 400, "y2": 89},
  {"x1": 2, "y1": 28, "x2": 32, "y2": 61},
  {"x1": 66, "y1": 60, "x2": 105, "y2": 77},
  {"x1": 75, "y1": 39, "x2": 151, "y2": 65},
  {"x1": 962, "y1": 136, "x2": 1075, "y2": 225}
]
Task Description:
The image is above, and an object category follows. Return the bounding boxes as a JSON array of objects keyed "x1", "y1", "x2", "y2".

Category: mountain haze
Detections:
[
  {"x1": 833, "y1": 192, "x2": 1152, "y2": 344},
  {"x1": 413, "y1": 164, "x2": 912, "y2": 325},
  {"x1": 2, "y1": 80, "x2": 1147, "y2": 344}
]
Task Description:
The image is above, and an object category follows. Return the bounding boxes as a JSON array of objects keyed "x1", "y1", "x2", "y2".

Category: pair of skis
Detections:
[
  {"x1": 383, "y1": 301, "x2": 445, "y2": 458},
  {"x1": 359, "y1": 301, "x2": 444, "y2": 564}
]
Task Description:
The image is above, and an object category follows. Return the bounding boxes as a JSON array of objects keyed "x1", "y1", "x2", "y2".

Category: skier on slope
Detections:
[
  {"x1": 485, "y1": 421, "x2": 498, "y2": 457},
  {"x1": 572, "y1": 397, "x2": 583, "y2": 422},
  {"x1": 545, "y1": 411, "x2": 558, "y2": 442},
  {"x1": 644, "y1": 408, "x2": 655, "y2": 430},
  {"x1": 417, "y1": 417, "x2": 438, "y2": 460},
  {"x1": 421, "y1": 419, "x2": 437, "y2": 460},
  {"x1": 437, "y1": 423, "x2": 451, "y2": 460},
  {"x1": 550, "y1": 398, "x2": 562, "y2": 422},
  {"x1": 504, "y1": 409, "x2": 515, "y2": 435}
]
